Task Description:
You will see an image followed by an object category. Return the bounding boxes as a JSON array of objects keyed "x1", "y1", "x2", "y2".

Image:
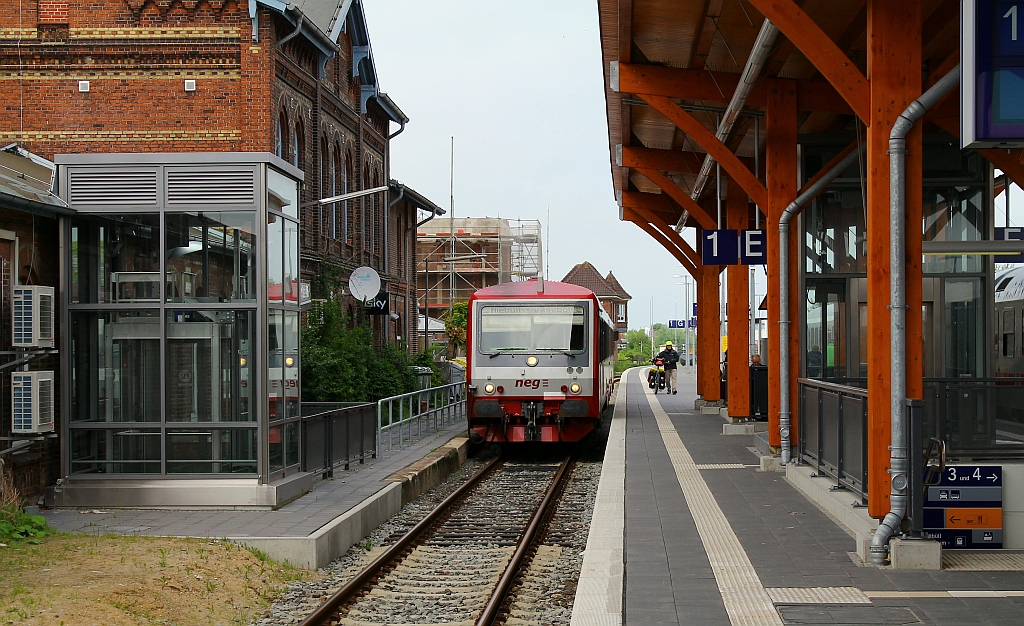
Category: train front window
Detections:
[{"x1": 479, "y1": 305, "x2": 586, "y2": 354}]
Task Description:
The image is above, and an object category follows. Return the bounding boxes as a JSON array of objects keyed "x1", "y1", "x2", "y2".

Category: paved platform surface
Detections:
[
  {"x1": 577, "y1": 367, "x2": 1024, "y2": 626},
  {"x1": 42, "y1": 419, "x2": 467, "y2": 539}
]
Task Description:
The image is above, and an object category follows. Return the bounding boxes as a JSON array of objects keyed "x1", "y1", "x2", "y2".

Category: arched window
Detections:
[
  {"x1": 292, "y1": 120, "x2": 303, "y2": 169},
  {"x1": 276, "y1": 112, "x2": 287, "y2": 159},
  {"x1": 344, "y1": 154, "x2": 353, "y2": 244},
  {"x1": 320, "y1": 137, "x2": 330, "y2": 238},
  {"x1": 332, "y1": 144, "x2": 342, "y2": 240}
]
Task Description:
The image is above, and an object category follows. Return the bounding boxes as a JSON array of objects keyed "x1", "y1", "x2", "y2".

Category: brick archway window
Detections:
[
  {"x1": 276, "y1": 112, "x2": 288, "y2": 159},
  {"x1": 292, "y1": 120, "x2": 303, "y2": 169}
]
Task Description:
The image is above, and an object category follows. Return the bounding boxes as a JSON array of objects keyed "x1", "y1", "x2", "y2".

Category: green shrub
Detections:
[
  {"x1": 301, "y1": 300, "x2": 423, "y2": 402},
  {"x1": 0, "y1": 467, "x2": 52, "y2": 544}
]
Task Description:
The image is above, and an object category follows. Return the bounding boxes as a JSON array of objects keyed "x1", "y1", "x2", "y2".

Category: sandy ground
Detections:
[{"x1": 0, "y1": 533, "x2": 321, "y2": 625}]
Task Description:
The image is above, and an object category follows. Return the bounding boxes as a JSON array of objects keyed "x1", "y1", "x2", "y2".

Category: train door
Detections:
[{"x1": 804, "y1": 279, "x2": 847, "y2": 379}]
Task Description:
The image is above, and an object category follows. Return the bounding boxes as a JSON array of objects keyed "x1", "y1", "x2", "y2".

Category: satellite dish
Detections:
[{"x1": 348, "y1": 266, "x2": 381, "y2": 302}]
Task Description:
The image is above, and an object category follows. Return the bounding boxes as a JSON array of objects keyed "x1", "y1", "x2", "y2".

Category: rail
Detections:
[
  {"x1": 377, "y1": 381, "x2": 466, "y2": 452},
  {"x1": 798, "y1": 378, "x2": 869, "y2": 503},
  {"x1": 299, "y1": 402, "x2": 376, "y2": 475},
  {"x1": 297, "y1": 455, "x2": 505, "y2": 626}
]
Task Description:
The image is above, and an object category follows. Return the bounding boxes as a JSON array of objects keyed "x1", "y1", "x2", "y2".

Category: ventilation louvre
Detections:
[
  {"x1": 69, "y1": 171, "x2": 158, "y2": 205},
  {"x1": 167, "y1": 170, "x2": 256, "y2": 205}
]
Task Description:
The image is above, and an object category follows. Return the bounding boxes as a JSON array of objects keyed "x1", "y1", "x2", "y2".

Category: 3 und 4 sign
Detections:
[
  {"x1": 922, "y1": 465, "x2": 1003, "y2": 549},
  {"x1": 701, "y1": 229, "x2": 766, "y2": 265}
]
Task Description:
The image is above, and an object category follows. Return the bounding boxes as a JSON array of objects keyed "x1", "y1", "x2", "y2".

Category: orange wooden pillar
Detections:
[
  {"x1": 766, "y1": 78, "x2": 798, "y2": 447},
  {"x1": 695, "y1": 231, "x2": 722, "y2": 402},
  {"x1": 865, "y1": 0, "x2": 921, "y2": 518},
  {"x1": 726, "y1": 175, "x2": 750, "y2": 416}
]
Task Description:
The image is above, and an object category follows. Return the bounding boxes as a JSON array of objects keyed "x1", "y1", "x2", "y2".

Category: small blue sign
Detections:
[
  {"x1": 693, "y1": 303, "x2": 698, "y2": 317},
  {"x1": 689, "y1": 317, "x2": 697, "y2": 328},
  {"x1": 995, "y1": 226, "x2": 1024, "y2": 262},
  {"x1": 668, "y1": 319, "x2": 687, "y2": 329},
  {"x1": 740, "y1": 230, "x2": 767, "y2": 265},
  {"x1": 701, "y1": 229, "x2": 739, "y2": 265}
]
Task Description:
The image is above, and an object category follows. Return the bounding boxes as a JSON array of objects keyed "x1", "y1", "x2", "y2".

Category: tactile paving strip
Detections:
[
  {"x1": 643, "y1": 376, "x2": 784, "y2": 626},
  {"x1": 694, "y1": 463, "x2": 756, "y2": 469},
  {"x1": 767, "y1": 587, "x2": 871, "y2": 605},
  {"x1": 942, "y1": 552, "x2": 1024, "y2": 571}
]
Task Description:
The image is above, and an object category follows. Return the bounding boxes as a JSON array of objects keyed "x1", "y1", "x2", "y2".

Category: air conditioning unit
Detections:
[
  {"x1": 12, "y1": 285, "x2": 55, "y2": 348},
  {"x1": 12, "y1": 371, "x2": 55, "y2": 434}
]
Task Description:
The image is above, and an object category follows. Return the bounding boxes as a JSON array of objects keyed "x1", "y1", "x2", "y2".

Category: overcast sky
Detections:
[{"x1": 361, "y1": 0, "x2": 746, "y2": 330}]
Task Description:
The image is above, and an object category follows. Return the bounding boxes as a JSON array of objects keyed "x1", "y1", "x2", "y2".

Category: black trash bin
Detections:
[{"x1": 749, "y1": 365, "x2": 768, "y2": 420}]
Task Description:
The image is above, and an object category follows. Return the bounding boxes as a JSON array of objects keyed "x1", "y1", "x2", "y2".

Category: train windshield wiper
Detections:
[
  {"x1": 489, "y1": 347, "x2": 529, "y2": 358},
  {"x1": 536, "y1": 348, "x2": 576, "y2": 358}
]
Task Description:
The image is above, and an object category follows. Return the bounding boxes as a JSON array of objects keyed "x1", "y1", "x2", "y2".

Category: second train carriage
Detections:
[{"x1": 466, "y1": 279, "x2": 615, "y2": 443}]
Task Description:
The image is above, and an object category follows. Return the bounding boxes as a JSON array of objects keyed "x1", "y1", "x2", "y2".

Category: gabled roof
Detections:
[
  {"x1": 258, "y1": 0, "x2": 405, "y2": 122},
  {"x1": 561, "y1": 262, "x2": 619, "y2": 298},
  {"x1": 604, "y1": 272, "x2": 631, "y2": 300}
]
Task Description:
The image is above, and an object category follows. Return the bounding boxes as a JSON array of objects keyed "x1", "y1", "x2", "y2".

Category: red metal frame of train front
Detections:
[{"x1": 466, "y1": 280, "x2": 608, "y2": 443}]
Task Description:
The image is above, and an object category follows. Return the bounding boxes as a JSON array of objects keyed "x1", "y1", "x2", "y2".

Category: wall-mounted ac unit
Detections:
[
  {"x1": 12, "y1": 371, "x2": 55, "y2": 434},
  {"x1": 12, "y1": 285, "x2": 54, "y2": 348}
]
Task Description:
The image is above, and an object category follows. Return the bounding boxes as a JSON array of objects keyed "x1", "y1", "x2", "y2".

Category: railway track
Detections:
[{"x1": 298, "y1": 451, "x2": 577, "y2": 626}]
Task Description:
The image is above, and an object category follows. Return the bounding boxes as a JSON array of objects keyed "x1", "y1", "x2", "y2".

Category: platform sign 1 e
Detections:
[
  {"x1": 922, "y1": 465, "x2": 1003, "y2": 549},
  {"x1": 963, "y1": 0, "x2": 1024, "y2": 148}
]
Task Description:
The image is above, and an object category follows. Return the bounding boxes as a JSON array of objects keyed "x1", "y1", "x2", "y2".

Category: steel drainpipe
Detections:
[
  {"x1": 870, "y1": 65, "x2": 960, "y2": 565},
  {"x1": 778, "y1": 145, "x2": 865, "y2": 464}
]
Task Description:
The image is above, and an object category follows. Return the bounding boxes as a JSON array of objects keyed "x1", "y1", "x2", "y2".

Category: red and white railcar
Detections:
[{"x1": 466, "y1": 279, "x2": 615, "y2": 442}]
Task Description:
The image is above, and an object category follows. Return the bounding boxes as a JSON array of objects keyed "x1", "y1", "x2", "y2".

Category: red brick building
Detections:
[
  {"x1": 561, "y1": 261, "x2": 631, "y2": 335},
  {"x1": 0, "y1": 1, "x2": 438, "y2": 505},
  {"x1": 0, "y1": 0, "x2": 416, "y2": 337}
]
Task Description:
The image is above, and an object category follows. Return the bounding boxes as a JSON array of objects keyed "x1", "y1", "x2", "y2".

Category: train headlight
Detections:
[
  {"x1": 526, "y1": 356, "x2": 539, "y2": 367},
  {"x1": 484, "y1": 383, "x2": 495, "y2": 394},
  {"x1": 569, "y1": 383, "x2": 581, "y2": 394}
]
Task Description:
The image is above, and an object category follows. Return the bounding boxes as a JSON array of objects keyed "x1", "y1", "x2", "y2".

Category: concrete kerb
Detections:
[
  {"x1": 570, "y1": 368, "x2": 628, "y2": 626},
  {"x1": 234, "y1": 437, "x2": 470, "y2": 569}
]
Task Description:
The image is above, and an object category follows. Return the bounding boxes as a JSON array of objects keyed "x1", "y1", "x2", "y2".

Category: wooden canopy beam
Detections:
[
  {"x1": 613, "y1": 62, "x2": 853, "y2": 114},
  {"x1": 619, "y1": 190, "x2": 684, "y2": 223},
  {"x1": 635, "y1": 168, "x2": 718, "y2": 230},
  {"x1": 618, "y1": 145, "x2": 704, "y2": 174},
  {"x1": 632, "y1": 206, "x2": 701, "y2": 269},
  {"x1": 640, "y1": 94, "x2": 769, "y2": 208},
  {"x1": 745, "y1": 0, "x2": 871, "y2": 120},
  {"x1": 629, "y1": 218, "x2": 698, "y2": 279}
]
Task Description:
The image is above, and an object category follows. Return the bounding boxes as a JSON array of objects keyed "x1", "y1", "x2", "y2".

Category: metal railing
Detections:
[
  {"x1": 300, "y1": 402, "x2": 377, "y2": 475},
  {"x1": 377, "y1": 381, "x2": 466, "y2": 452},
  {"x1": 798, "y1": 378, "x2": 869, "y2": 503}
]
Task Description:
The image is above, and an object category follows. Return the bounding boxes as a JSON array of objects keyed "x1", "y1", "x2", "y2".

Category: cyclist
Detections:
[{"x1": 656, "y1": 341, "x2": 681, "y2": 394}]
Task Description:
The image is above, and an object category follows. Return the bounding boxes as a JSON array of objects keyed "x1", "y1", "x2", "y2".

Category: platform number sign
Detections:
[
  {"x1": 963, "y1": 1, "x2": 1024, "y2": 147},
  {"x1": 995, "y1": 226, "x2": 1024, "y2": 262},
  {"x1": 922, "y1": 465, "x2": 1003, "y2": 549},
  {"x1": 701, "y1": 229, "x2": 765, "y2": 265}
]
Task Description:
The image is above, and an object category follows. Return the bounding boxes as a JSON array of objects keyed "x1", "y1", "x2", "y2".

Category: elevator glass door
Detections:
[{"x1": 805, "y1": 280, "x2": 847, "y2": 379}]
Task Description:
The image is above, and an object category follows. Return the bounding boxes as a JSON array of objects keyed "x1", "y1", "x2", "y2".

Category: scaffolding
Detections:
[{"x1": 416, "y1": 218, "x2": 543, "y2": 313}]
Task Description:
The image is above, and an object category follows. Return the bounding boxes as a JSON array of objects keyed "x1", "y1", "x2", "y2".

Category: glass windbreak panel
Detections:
[
  {"x1": 923, "y1": 186, "x2": 985, "y2": 273},
  {"x1": 164, "y1": 212, "x2": 256, "y2": 302},
  {"x1": 70, "y1": 213, "x2": 160, "y2": 304},
  {"x1": 268, "y1": 310, "x2": 284, "y2": 420},
  {"x1": 285, "y1": 421, "x2": 299, "y2": 467},
  {"x1": 944, "y1": 278, "x2": 985, "y2": 377},
  {"x1": 804, "y1": 190, "x2": 866, "y2": 274},
  {"x1": 166, "y1": 310, "x2": 255, "y2": 422},
  {"x1": 269, "y1": 423, "x2": 284, "y2": 473},
  {"x1": 478, "y1": 305, "x2": 587, "y2": 354},
  {"x1": 166, "y1": 428, "x2": 257, "y2": 474},
  {"x1": 268, "y1": 168, "x2": 298, "y2": 219},
  {"x1": 284, "y1": 219, "x2": 299, "y2": 305},
  {"x1": 284, "y1": 311, "x2": 300, "y2": 419},
  {"x1": 70, "y1": 310, "x2": 160, "y2": 423},
  {"x1": 267, "y1": 214, "x2": 283, "y2": 303},
  {"x1": 70, "y1": 428, "x2": 161, "y2": 474}
]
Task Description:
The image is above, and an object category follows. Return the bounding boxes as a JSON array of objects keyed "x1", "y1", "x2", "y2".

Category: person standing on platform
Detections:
[{"x1": 657, "y1": 341, "x2": 680, "y2": 394}]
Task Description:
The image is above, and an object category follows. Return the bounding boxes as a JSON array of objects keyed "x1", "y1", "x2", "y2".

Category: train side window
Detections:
[{"x1": 1003, "y1": 308, "x2": 1015, "y2": 357}]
